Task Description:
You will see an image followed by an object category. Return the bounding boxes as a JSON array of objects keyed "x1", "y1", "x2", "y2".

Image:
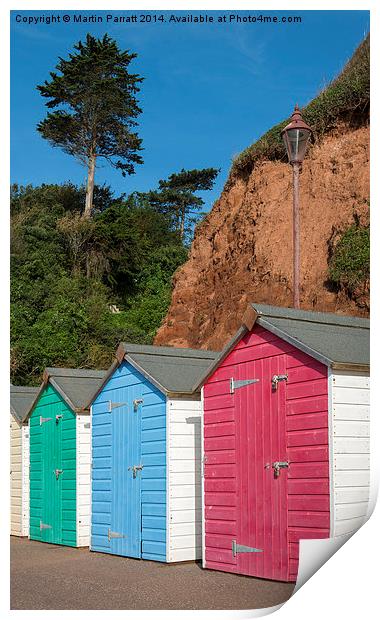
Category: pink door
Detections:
[{"x1": 234, "y1": 354, "x2": 289, "y2": 581}]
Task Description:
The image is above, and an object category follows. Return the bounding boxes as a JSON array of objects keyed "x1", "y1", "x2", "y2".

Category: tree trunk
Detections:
[
  {"x1": 84, "y1": 154, "x2": 96, "y2": 218},
  {"x1": 179, "y1": 201, "x2": 186, "y2": 240}
]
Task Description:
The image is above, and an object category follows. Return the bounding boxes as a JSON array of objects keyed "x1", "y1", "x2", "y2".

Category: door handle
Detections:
[
  {"x1": 272, "y1": 461, "x2": 289, "y2": 478},
  {"x1": 54, "y1": 469, "x2": 63, "y2": 480},
  {"x1": 128, "y1": 464, "x2": 143, "y2": 478}
]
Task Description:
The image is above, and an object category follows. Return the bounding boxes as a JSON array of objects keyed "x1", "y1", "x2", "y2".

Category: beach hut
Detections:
[
  {"x1": 24, "y1": 367, "x2": 106, "y2": 547},
  {"x1": 89, "y1": 343, "x2": 217, "y2": 562},
  {"x1": 195, "y1": 304, "x2": 370, "y2": 582},
  {"x1": 10, "y1": 385, "x2": 39, "y2": 536}
]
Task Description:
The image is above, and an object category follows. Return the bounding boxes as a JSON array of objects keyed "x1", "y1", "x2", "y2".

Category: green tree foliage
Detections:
[
  {"x1": 328, "y1": 224, "x2": 369, "y2": 295},
  {"x1": 142, "y1": 167, "x2": 219, "y2": 240},
  {"x1": 37, "y1": 34, "x2": 143, "y2": 217},
  {"x1": 10, "y1": 183, "x2": 187, "y2": 385}
]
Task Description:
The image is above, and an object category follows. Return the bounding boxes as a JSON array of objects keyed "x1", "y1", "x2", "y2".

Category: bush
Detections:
[{"x1": 328, "y1": 224, "x2": 369, "y2": 294}]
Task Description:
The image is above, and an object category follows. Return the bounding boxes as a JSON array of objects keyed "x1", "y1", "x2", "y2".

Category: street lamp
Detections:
[{"x1": 281, "y1": 105, "x2": 312, "y2": 309}]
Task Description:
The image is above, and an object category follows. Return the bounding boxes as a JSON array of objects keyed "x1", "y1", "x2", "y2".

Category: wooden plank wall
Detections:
[
  {"x1": 330, "y1": 370, "x2": 370, "y2": 536},
  {"x1": 167, "y1": 398, "x2": 202, "y2": 561},
  {"x1": 285, "y1": 348, "x2": 330, "y2": 581},
  {"x1": 76, "y1": 414, "x2": 91, "y2": 547},
  {"x1": 203, "y1": 326, "x2": 330, "y2": 581},
  {"x1": 10, "y1": 415, "x2": 23, "y2": 536}
]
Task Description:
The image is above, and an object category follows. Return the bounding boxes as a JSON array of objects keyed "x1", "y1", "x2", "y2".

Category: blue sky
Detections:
[{"x1": 10, "y1": 9, "x2": 369, "y2": 210}]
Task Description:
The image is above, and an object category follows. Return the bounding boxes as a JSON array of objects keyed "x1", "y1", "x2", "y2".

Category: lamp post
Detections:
[{"x1": 281, "y1": 105, "x2": 312, "y2": 309}]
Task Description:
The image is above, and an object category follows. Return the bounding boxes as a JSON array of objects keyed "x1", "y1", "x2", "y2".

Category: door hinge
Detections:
[
  {"x1": 108, "y1": 401, "x2": 128, "y2": 412},
  {"x1": 230, "y1": 378, "x2": 259, "y2": 394},
  {"x1": 40, "y1": 416, "x2": 52, "y2": 425},
  {"x1": 40, "y1": 521, "x2": 52, "y2": 531},
  {"x1": 232, "y1": 540, "x2": 263, "y2": 556},
  {"x1": 108, "y1": 529, "x2": 127, "y2": 542},
  {"x1": 133, "y1": 398, "x2": 144, "y2": 412},
  {"x1": 271, "y1": 374, "x2": 288, "y2": 391}
]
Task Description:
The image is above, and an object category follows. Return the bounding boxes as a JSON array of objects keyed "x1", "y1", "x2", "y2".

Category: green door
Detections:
[{"x1": 30, "y1": 385, "x2": 77, "y2": 546}]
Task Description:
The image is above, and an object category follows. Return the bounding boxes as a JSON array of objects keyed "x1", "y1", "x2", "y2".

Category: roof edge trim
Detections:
[
  {"x1": 124, "y1": 355, "x2": 169, "y2": 395},
  {"x1": 257, "y1": 317, "x2": 332, "y2": 367},
  {"x1": 49, "y1": 378, "x2": 79, "y2": 414},
  {"x1": 10, "y1": 405, "x2": 22, "y2": 425},
  {"x1": 22, "y1": 381, "x2": 46, "y2": 423},
  {"x1": 192, "y1": 325, "x2": 249, "y2": 392},
  {"x1": 253, "y1": 304, "x2": 370, "y2": 330},
  {"x1": 83, "y1": 359, "x2": 120, "y2": 410},
  {"x1": 242, "y1": 305, "x2": 258, "y2": 331},
  {"x1": 331, "y1": 362, "x2": 370, "y2": 372}
]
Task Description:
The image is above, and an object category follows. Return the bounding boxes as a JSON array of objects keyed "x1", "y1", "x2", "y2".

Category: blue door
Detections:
[
  {"x1": 91, "y1": 362, "x2": 167, "y2": 559},
  {"x1": 109, "y1": 382, "x2": 143, "y2": 558}
]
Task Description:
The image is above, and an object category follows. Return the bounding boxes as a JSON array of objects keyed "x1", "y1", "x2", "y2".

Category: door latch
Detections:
[
  {"x1": 55, "y1": 414, "x2": 63, "y2": 423},
  {"x1": 54, "y1": 469, "x2": 63, "y2": 480},
  {"x1": 271, "y1": 374, "x2": 288, "y2": 390},
  {"x1": 271, "y1": 461, "x2": 289, "y2": 478},
  {"x1": 128, "y1": 464, "x2": 143, "y2": 478},
  {"x1": 133, "y1": 398, "x2": 143, "y2": 412}
]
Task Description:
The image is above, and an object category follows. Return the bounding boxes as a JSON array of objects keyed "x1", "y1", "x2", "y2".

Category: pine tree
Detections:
[
  {"x1": 37, "y1": 34, "x2": 143, "y2": 218},
  {"x1": 145, "y1": 168, "x2": 219, "y2": 240}
]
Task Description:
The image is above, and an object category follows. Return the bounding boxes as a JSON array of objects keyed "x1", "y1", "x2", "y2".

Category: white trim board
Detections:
[
  {"x1": 166, "y1": 397, "x2": 202, "y2": 562},
  {"x1": 76, "y1": 413, "x2": 91, "y2": 547},
  {"x1": 329, "y1": 369, "x2": 370, "y2": 538}
]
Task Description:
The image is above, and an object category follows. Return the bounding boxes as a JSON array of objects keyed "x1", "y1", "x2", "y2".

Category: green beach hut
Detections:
[{"x1": 24, "y1": 367, "x2": 106, "y2": 547}]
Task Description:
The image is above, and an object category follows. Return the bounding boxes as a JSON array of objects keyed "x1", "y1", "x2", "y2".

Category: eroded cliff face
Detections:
[{"x1": 155, "y1": 126, "x2": 369, "y2": 351}]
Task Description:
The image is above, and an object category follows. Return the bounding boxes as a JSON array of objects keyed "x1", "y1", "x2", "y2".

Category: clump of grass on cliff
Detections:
[
  {"x1": 328, "y1": 224, "x2": 369, "y2": 295},
  {"x1": 230, "y1": 34, "x2": 370, "y2": 180}
]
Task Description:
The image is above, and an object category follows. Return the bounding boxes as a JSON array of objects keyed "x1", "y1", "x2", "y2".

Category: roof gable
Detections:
[
  {"x1": 24, "y1": 367, "x2": 107, "y2": 421},
  {"x1": 10, "y1": 385, "x2": 39, "y2": 423},
  {"x1": 253, "y1": 304, "x2": 369, "y2": 368},
  {"x1": 87, "y1": 343, "x2": 218, "y2": 405},
  {"x1": 193, "y1": 303, "x2": 370, "y2": 391}
]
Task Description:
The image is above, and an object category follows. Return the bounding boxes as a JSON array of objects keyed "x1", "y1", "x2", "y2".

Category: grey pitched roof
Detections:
[
  {"x1": 253, "y1": 304, "x2": 369, "y2": 368},
  {"x1": 193, "y1": 303, "x2": 369, "y2": 391},
  {"x1": 88, "y1": 343, "x2": 218, "y2": 403},
  {"x1": 46, "y1": 368, "x2": 107, "y2": 412},
  {"x1": 121, "y1": 343, "x2": 218, "y2": 394},
  {"x1": 10, "y1": 385, "x2": 39, "y2": 423},
  {"x1": 24, "y1": 367, "x2": 108, "y2": 420}
]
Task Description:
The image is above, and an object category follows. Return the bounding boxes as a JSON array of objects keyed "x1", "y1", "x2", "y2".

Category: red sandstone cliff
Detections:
[{"x1": 155, "y1": 126, "x2": 369, "y2": 351}]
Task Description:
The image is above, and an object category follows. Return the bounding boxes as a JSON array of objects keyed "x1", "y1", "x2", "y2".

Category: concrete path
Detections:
[{"x1": 10, "y1": 537, "x2": 295, "y2": 610}]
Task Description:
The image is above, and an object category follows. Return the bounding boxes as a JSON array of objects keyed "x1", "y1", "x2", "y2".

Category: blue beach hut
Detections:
[{"x1": 88, "y1": 343, "x2": 217, "y2": 562}]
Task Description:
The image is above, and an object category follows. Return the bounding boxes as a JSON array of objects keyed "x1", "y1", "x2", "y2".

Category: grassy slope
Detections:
[{"x1": 230, "y1": 34, "x2": 369, "y2": 182}]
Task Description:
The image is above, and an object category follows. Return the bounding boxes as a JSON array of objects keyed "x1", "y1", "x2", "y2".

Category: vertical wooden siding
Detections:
[
  {"x1": 91, "y1": 362, "x2": 167, "y2": 560},
  {"x1": 10, "y1": 415, "x2": 23, "y2": 536},
  {"x1": 203, "y1": 326, "x2": 329, "y2": 581},
  {"x1": 29, "y1": 384, "x2": 77, "y2": 546}
]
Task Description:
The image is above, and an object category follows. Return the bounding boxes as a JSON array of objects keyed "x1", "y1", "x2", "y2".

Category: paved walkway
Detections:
[{"x1": 10, "y1": 537, "x2": 295, "y2": 610}]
